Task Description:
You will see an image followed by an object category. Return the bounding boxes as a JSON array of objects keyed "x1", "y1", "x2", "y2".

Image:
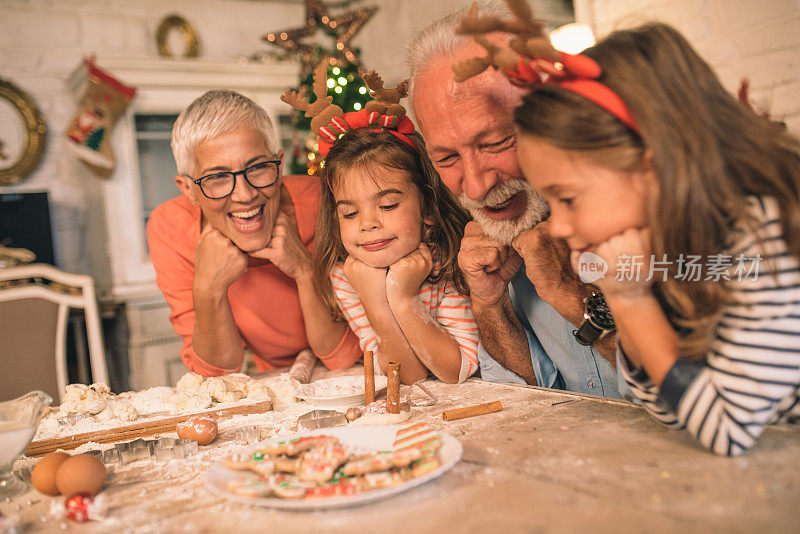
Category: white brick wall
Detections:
[
  {"x1": 0, "y1": 0, "x2": 305, "y2": 283},
  {"x1": 574, "y1": 0, "x2": 800, "y2": 134}
]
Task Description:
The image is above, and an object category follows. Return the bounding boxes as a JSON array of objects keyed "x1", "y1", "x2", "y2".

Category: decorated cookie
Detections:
[
  {"x1": 270, "y1": 475, "x2": 315, "y2": 499},
  {"x1": 393, "y1": 422, "x2": 442, "y2": 454},
  {"x1": 296, "y1": 442, "x2": 350, "y2": 483},
  {"x1": 304, "y1": 479, "x2": 360, "y2": 499},
  {"x1": 342, "y1": 448, "x2": 424, "y2": 476},
  {"x1": 410, "y1": 453, "x2": 440, "y2": 478},
  {"x1": 260, "y1": 435, "x2": 339, "y2": 457},
  {"x1": 226, "y1": 477, "x2": 272, "y2": 498},
  {"x1": 358, "y1": 467, "x2": 413, "y2": 491},
  {"x1": 224, "y1": 452, "x2": 300, "y2": 477}
]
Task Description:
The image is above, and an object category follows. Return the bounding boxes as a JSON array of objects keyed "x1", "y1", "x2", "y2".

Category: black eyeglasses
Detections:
[{"x1": 191, "y1": 160, "x2": 281, "y2": 199}]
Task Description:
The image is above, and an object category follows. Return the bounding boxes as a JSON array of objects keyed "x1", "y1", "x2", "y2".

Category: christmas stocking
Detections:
[{"x1": 65, "y1": 59, "x2": 136, "y2": 177}]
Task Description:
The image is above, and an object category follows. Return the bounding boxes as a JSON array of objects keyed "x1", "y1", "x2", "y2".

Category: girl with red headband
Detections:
[
  {"x1": 291, "y1": 69, "x2": 478, "y2": 385},
  {"x1": 508, "y1": 23, "x2": 800, "y2": 456}
]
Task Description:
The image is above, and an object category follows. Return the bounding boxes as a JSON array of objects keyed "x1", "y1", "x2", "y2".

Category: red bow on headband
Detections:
[
  {"x1": 504, "y1": 52, "x2": 640, "y2": 134},
  {"x1": 317, "y1": 109, "x2": 417, "y2": 156}
]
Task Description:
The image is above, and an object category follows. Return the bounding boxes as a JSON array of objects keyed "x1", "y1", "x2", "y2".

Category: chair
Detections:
[{"x1": 0, "y1": 263, "x2": 107, "y2": 401}]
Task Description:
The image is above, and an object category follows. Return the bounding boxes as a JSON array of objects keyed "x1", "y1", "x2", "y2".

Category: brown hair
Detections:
[
  {"x1": 314, "y1": 128, "x2": 471, "y2": 319},
  {"x1": 514, "y1": 23, "x2": 800, "y2": 359}
]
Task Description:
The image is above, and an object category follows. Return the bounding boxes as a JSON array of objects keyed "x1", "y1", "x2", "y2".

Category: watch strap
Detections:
[{"x1": 574, "y1": 319, "x2": 604, "y2": 346}]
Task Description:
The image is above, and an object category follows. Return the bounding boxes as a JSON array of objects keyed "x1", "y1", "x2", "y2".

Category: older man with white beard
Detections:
[{"x1": 406, "y1": 7, "x2": 622, "y2": 398}]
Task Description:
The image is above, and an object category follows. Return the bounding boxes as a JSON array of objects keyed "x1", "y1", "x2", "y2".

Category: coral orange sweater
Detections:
[{"x1": 147, "y1": 175, "x2": 361, "y2": 376}]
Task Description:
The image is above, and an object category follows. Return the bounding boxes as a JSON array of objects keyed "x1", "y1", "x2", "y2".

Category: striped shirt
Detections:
[
  {"x1": 330, "y1": 263, "x2": 479, "y2": 383},
  {"x1": 619, "y1": 197, "x2": 800, "y2": 456}
]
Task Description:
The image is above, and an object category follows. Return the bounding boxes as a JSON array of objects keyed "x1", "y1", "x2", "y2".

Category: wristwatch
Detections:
[{"x1": 573, "y1": 292, "x2": 616, "y2": 346}]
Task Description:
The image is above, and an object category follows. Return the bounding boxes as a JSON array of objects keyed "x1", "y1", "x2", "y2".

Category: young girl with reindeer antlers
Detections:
[
  {"x1": 454, "y1": 1, "x2": 800, "y2": 455},
  {"x1": 283, "y1": 65, "x2": 477, "y2": 385}
]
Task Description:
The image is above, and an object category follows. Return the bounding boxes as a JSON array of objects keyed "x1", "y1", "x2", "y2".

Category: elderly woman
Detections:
[{"x1": 147, "y1": 90, "x2": 361, "y2": 376}]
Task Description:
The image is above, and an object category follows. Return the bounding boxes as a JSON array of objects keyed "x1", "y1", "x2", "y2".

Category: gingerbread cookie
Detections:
[
  {"x1": 342, "y1": 448, "x2": 424, "y2": 476},
  {"x1": 226, "y1": 477, "x2": 272, "y2": 498},
  {"x1": 269, "y1": 474, "x2": 315, "y2": 499},
  {"x1": 296, "y1": 442, "x2": 350, "y2": 483},
  {"x1": 259, "y1": 435, "x2": 339, "y2": 457}
]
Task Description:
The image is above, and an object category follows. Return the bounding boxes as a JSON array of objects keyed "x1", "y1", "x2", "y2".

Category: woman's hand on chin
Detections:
[
  {"x1": 578, "y1": 227, "x2": 653, "y2": 298},
  {"x1": 251, "y1": 212, "x2": 312, "y2": 281},
  {"x1": 194, "y1": 224, "x2": 248, "y2": 296}
]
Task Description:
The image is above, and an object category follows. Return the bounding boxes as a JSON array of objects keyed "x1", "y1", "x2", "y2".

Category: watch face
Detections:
[{"x1": 587, "y1": 293, "x2": 615, "y2": 330}]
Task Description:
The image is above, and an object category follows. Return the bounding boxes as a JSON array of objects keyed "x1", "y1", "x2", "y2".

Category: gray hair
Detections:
[
  {"x1": 171, "y1": 90, "x2": 280, "y2": 175},
  {"x1": 405, "y1": 1, "x2": 509, "y2": 106}
]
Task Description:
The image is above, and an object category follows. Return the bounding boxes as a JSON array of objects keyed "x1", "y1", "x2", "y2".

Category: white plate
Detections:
[
  {"x1": 205, "y1": 424, "x2": 462, "y2": 510},
  {"x1": 295, "y1": 375, "x2": 388, "y2": 407}
]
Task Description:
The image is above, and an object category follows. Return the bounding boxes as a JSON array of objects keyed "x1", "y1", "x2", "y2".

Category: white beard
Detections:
[{"x1": 459, "y1": 179, "x2": 550, "y2": 245}]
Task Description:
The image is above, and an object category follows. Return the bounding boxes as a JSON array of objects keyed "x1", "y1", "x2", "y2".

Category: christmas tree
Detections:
[
  {"x1": 263, "y1": 1, "x2": 378, "y2": 175},
  {"x1": 289, "y1": 54, "x2": 371, "y2": 175}
]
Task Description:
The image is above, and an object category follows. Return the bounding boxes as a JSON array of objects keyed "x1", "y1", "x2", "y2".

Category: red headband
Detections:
[
  {"x1": 317, "y1": 109, "x2": 417, "y2": 156},
  {"x1": 505, "y1": 52, "x2": 640, "y2": 134}
]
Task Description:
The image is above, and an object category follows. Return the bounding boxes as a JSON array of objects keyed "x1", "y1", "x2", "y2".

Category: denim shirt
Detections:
[{"x1": 478, "y1": 266, "x2": 623, "y2": 399}]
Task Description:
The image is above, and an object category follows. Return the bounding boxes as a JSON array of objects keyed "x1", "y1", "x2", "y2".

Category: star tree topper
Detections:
[{"x1": 263, "y1": 0, "x2": 377, "y2": 76}]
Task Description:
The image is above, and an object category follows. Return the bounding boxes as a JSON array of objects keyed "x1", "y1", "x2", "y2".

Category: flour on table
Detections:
[
  {"x1": 350, "y1": 400, "x2": 411, "y2": 425},
  {"x1": 33, "y1": 372, "x2": 275, "y2": 441},
  {"x1": 297, "y1": 375, "x2": 387, "y2": 399}
]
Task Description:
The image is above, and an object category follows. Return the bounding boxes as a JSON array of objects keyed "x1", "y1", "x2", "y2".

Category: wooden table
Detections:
[{"x1": 6, "y1": 373, "x2": 799, "y2": 533}]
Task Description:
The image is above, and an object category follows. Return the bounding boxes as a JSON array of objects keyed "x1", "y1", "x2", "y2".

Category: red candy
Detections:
[{"x1": 65, "y1": 493, "x2": 93, "y2": 522}]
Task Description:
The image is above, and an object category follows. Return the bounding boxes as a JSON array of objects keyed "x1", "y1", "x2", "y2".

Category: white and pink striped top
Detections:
[{"x1": 330, "y1": 263, "x2": 479, "y2": 383}]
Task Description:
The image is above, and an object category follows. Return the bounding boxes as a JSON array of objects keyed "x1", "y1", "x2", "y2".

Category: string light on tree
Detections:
[
  {"x1": 263, "y1": 0, "x2": 377, "y2": 78},
  {"x1": 264, "y1": 0, "x2": 376, "y2": 174}
]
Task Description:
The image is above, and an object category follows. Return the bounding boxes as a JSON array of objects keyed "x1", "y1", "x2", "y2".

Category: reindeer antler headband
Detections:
[
  {"x1": 452, "y1": 0, "x2": 639, "y2": 133},
  {"x1": 281, "y1": 63, "x2": 416, "y2": 157}
]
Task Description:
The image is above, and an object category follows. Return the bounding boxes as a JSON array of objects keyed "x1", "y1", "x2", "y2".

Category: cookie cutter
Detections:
[
  {"x1": 406, "y1": 382, "x2": 438, "y2": 407},
  {"x1": 222, "y1": 425, "x2": 261, "y2": 445},
  {"x1": 57, "y1": 412, "x2": 93, "y2": 426},
  {"x1": 83, "y1": 437, "x2": 199, "y2": 464},
  {"x1": 297, "y1": 410, "x2": 348, "y2": 431}
]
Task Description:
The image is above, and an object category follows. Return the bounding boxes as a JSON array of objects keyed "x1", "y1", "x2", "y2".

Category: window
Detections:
[{"x1": 134, "y1": 113, "x2": 180, "y2": 242}]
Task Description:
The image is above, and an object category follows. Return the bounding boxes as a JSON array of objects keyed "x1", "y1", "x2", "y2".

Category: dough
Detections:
[
  {"x1": 95, "y1": 400, "x2": 138, "y2": 423},
  {"x1": 131, "y1": 386, "x2": 174, "y2": 415},
  {"x1": 59, "y1": 383, "x2": 110, "y2": 416},
  {"x1": 245, "y1": 380, "x2": 272, "y2": 399},
  {"x1": 264, "y1": 374, "x2": 297, "y2": 410},
  {"x1": 173, "y1": 371, "x2": 273, "y2": 404},
  {"x1": 202, "y1": 376, "x2": 246, "y2": 403},
  {"x1": 349, "y1": 410, "x2": 411, "y2": 426},
  {"x1": 167, "y1": 391, "x2": 213, "y2": 413},
  {"x1": 175, "y1": 372, "x2": 204, "y2": 394},
  {"x1": 349, "y1": 400, "x2": 411, "y2": 426}
]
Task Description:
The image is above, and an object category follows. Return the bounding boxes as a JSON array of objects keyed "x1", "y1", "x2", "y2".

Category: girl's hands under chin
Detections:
[
  {"x1": 342, "y1": 255, "x2": 389, "y2": 305},
  {"x1": 573, "y1": 228, "x2": 653, "y2": 297},
  {"x1": 386, "y1": 243, "x2": 434, "y2": 304}
]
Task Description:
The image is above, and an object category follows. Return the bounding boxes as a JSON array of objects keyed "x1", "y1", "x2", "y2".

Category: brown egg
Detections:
[
  {"x1": 176, "y1": 416, "x2": 218, "y2": 445},
  {"x1": 55, "y1": 454, "x2": 106, "y2": 497},
  {"x1": 31, "y1": 452, "x2": 71, "y2": 495}
]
